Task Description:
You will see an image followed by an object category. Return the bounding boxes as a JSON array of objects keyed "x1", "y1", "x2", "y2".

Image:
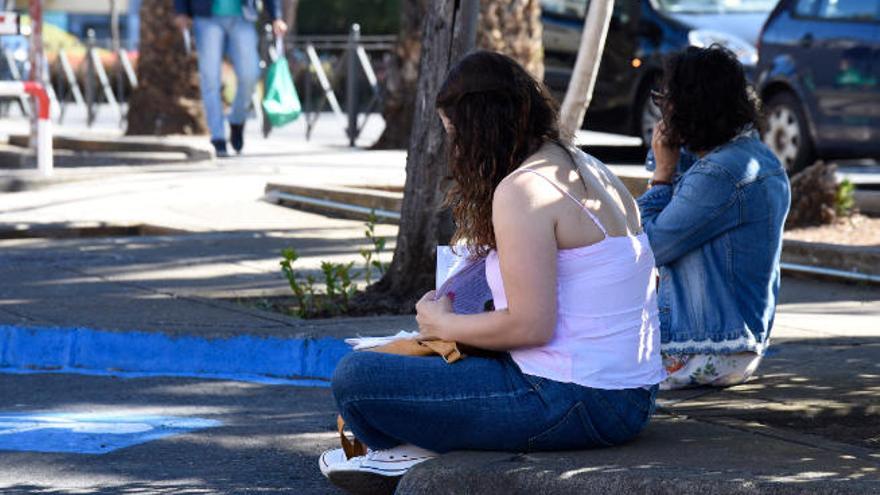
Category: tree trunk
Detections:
[
  {"x1": 558, "y1": 0, "x2": 614, "y2": 138},
  {"x1": 477, "y1": 0, "x2": 543, "y2": 80},
  {"x1": 363, "y1": 0, "x2": 479, "y2": 309},
  {"x1": 371, "y1": 0, "x2": 428, "y2": 150},
  {"x1": 372, "y1": 0, "x2": 544, "y2": 149},
  {"x1": 126, "y1": 0, "x2": 207, "y2": 135}
]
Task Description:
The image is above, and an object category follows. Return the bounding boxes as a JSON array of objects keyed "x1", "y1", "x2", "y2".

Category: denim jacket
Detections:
[
  {"x1": 637, "y1": 133, "x2": 791, "y2": 354},
  {"x1": 174, "y1": 0, "x2": 281, "y2": 22}
]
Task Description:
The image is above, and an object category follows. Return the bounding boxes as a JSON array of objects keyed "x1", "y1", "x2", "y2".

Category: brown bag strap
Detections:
[{"x1": 337, "y1": 414, "x2": 367, "y2": 459}]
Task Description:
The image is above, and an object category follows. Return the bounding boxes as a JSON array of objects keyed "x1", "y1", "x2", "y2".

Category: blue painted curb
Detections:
[{"x1": 0, "y1": 325, "x2": 354, "y2": 386}]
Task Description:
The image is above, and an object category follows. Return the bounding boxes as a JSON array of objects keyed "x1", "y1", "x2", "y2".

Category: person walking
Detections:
[{"x1": 173, "y1": 0, "x2": 287, "y2": 156}]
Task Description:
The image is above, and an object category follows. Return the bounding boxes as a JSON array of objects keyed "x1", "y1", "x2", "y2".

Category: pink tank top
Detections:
[{"x1": 486, "y1": 168, "x2": 665, "y2": 390}]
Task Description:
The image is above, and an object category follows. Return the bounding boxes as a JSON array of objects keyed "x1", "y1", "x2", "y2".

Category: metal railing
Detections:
[
  {"x1": 294, "y1": 25, "x2": 393, "y2": 146},
  {"x1": 2, "y1": 24, "x2": 393, "y2": 147}
]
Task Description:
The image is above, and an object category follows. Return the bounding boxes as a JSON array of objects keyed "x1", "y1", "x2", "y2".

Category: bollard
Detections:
[
  {"x1": 85, "y1": 29, "x2": 96, "y2": 126},
  {"x1": 0, "y1": 81, "x2": 53, "y2": 175},
  {"x1": 346, "y1": 23, "x2": 360, "y2": 147},
  {"x1": 28, "y1": 0, "x2": 43, "y2": 156}
]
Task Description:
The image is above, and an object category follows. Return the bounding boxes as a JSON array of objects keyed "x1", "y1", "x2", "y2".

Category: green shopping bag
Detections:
[{"x1": 262, "y1": 56, "x2": 301, "y2": 128}]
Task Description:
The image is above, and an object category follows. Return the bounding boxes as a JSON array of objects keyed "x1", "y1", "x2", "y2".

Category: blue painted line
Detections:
[
  {"x1": 0, "y1": 411, "x2": 221, "y2": 454},
  {"x1": 0, "y1": 367, "x2": 332, "y2": 387},
  {"x1": 0, "y1": 325, "x2": 353, "y2": 386}
]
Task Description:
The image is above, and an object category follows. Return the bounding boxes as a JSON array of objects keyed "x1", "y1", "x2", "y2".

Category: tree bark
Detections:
[
  {"x1": 558, "y1": 0, "x2": 614, "y2": 138},
  {"x1": 364, "y1": 0, "x2": 479, "y2": 309},
  {"x1": 372, "y1": 0, "x2": 544, "y2": 150},
  {"x1": 126, "y1": 0, "x2": 207, "y2": 135},
  {"x1": 371, "y1": 0, "x2": 428, "y2": 150},
  {"x1": 477, "y1": 0, "x2": 543, "y2": 80}
]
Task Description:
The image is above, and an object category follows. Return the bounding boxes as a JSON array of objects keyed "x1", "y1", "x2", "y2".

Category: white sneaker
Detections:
[{"x1": 319, "y1": 444, "x2": 437, "y2": 494}]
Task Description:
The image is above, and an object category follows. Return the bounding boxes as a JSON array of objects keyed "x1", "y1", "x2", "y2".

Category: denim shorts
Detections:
[{"x1": 331, "y1": 351, "x2": 658, "y2": 453}]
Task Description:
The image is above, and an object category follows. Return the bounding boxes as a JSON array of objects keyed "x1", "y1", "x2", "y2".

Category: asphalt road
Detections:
[{"x1": 0, "y1": 373, "x2": 344, "y2": 494}]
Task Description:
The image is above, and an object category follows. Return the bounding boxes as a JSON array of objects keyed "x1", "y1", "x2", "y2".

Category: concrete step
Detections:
[{"x1": 265, "y1": 178, "x2": 880, "y2": 282}]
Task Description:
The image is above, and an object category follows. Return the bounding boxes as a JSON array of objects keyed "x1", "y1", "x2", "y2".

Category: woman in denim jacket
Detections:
[{"x1": 638, "y1": 46, "x2": 791, "y2": 390}]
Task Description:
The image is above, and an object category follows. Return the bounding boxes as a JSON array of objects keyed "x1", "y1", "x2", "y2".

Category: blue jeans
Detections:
[
  {"x1": 192, "y1": 16, "x2": 260, "y2": 141},
  {"x1": 331, "y1": 352, "x2": 658, "y2": 454}
]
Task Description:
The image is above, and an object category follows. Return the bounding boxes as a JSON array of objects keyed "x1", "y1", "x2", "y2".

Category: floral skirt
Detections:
[{"x1": 660, "y1": 352, "x2": 763, "y2": 390}]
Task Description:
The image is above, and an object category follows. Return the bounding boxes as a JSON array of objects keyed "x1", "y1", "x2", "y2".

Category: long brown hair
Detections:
[{"x1": 436, "y1": 51, "x2": 564, "y2": 258}]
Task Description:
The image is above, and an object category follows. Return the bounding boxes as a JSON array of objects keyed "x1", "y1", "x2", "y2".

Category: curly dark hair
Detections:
[
  {"x1": 436, "y1": 51, "x2": 564, "y2": 257},
  {"x1": 659, "y1": 45, "x2": 763, "y2": 152}
]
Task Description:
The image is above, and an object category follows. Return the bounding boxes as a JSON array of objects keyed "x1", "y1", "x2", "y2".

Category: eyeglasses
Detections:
[{"x1": 650, "y1": 90, "x2": 667, "y2": 107}]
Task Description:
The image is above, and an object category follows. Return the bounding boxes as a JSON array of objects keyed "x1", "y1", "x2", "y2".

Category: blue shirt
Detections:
[
  {"x1": 637, "y1": 133, "x2": 791, "y2": 354},
  {"x1": 174, "y1": 0, "x2": 281, "y2": 21},
  {"x1": 212, "y1": 0, "x2": 241, "y2": 16}
]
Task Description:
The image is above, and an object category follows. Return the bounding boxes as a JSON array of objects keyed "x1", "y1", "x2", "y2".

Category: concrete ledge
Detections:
[
  {"x1": 0, "y1": 222, "x2": 188, "y2": 240},
  {"x1": 854, "y1": 190, "x2": 880, "y2": 216},
  {"x1": 265, "y1": 182, "x2": 402, "y2": 224},
  {"x1": 782, "y1": 239, "x2": 880, "y2": 277},
  {"x1": 267, "y1": 172, "x2": 877, "y2": 282},
  {"x1": 398, "y1": 416, "x2": 880, "y2": 494},
  {"x1": 0, "y1": 144, "x2": 31, "y2": 169},
  {"x1": 607, "y1": 165, "x2": 651, "y2": 197},
  {"x1": 8, "y1": 134, "x2": 214, "y2": 162}
]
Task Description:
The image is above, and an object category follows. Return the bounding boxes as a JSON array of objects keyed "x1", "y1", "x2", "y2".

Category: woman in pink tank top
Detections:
[{"x1": 320, "y1": 51, "x2": 664, "y2": 491}]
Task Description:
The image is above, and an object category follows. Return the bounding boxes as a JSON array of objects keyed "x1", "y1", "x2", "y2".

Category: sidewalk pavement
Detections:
[{"x1": 1, "y1": 119, "x2": 879, "y2": 493}]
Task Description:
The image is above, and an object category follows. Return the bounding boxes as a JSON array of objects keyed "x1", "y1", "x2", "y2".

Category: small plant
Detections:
[
  {"x1": 360, "y1": 247, "x2": 374, "y2": 285},
  {"x1": 279, "y1": 212, "x2": 388, "y2": 318},
  {"x1": 280, "y1": 248, "x2": 310, "y2": 317},
  {"x1": 321, "y1": 261, "x2": 340, "y2": 300},
  {"x1": 361, "y1": 211, "x2": 388, "y2": 283},
  {"x1": 836, "y1": 178, "x2": 856, "y2": 217},
  {"x1": 336, "y1": 261, "x2": 358, "y2": 310}
]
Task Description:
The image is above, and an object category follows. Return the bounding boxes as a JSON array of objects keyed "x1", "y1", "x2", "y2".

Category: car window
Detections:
[
  {"x1": 541, "y1": 0, "x2": 634, "y2": 24},
  {"x1": 816, "y1": 0, "x2": 880, "y2": 20},
  {"x1": 613, "y1": 1, "x2": 637, "y2": 26},
  {"x1": 541, "y1": 0, "x2": 589, "y2": 20},
  {"x1": 655, "y1": 0, "x2": 776, "y2": 14},
  {"x1": 794, "y1": 0, "x2": 820, "y2": 16}
]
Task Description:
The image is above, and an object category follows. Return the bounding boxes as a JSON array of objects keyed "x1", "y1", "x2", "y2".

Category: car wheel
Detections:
[{"x1": 762, "y1": 92, "x2": 814, "y2": 174}]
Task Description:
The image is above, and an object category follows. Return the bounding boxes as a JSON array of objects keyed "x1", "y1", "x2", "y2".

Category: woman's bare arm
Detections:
[{"x1": 416, "y1": 172, "x2": 558, "y2": 350}]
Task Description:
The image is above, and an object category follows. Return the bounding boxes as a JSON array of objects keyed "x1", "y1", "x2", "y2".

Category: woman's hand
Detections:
[
  {"x1": 272, "y1": 19, "x2": 289, "y2": 37},
  {"x1": 174, "y1": 14, "x2": 192, "y2": 32},
  {"x1": 651, "y1": 120, "x2": 680, "y2": 183},
  {"x1": 415, "y1": 290, "x2": 454, "y2": 340}
]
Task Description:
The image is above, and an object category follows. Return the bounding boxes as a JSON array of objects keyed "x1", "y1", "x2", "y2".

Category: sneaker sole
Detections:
[{"x1": 326, "y1": 470, "x2": 402, "y2": 495}]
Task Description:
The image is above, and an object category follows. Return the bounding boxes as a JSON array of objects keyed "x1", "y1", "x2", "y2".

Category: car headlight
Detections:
[{"x1": 688, "y1": 29, "x2": 758, "y2": 66}]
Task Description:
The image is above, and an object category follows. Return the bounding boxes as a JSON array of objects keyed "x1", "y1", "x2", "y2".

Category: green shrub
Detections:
[{"x1": 836, "y1": 178, "x2": 856, "y2": 217}]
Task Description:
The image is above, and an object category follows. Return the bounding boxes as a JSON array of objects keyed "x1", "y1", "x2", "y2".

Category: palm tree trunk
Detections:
[
  {"x1": 126, "y1": 0, "x2": 207, "y2": 135},
  {"x1": 558, "y1": 0, "x2": 614, "y2": 138},
  {"x1": 477, "y1": 0, "x2": 543, "y2": 80},
  {"x1": 372, "y1": 0, "x2": 544, "y2": 150},
  {"x1": 371, "y1": 0, "x2": 429, "y2": 150}
]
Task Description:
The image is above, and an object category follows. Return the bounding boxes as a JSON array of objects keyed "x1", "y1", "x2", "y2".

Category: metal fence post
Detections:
[
  {"x1": 85, "y1": 29, "x2": 96, "y2": 126},
  {"x1": 346, "y1": 23, "x2": 360, "y2": 147}
]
